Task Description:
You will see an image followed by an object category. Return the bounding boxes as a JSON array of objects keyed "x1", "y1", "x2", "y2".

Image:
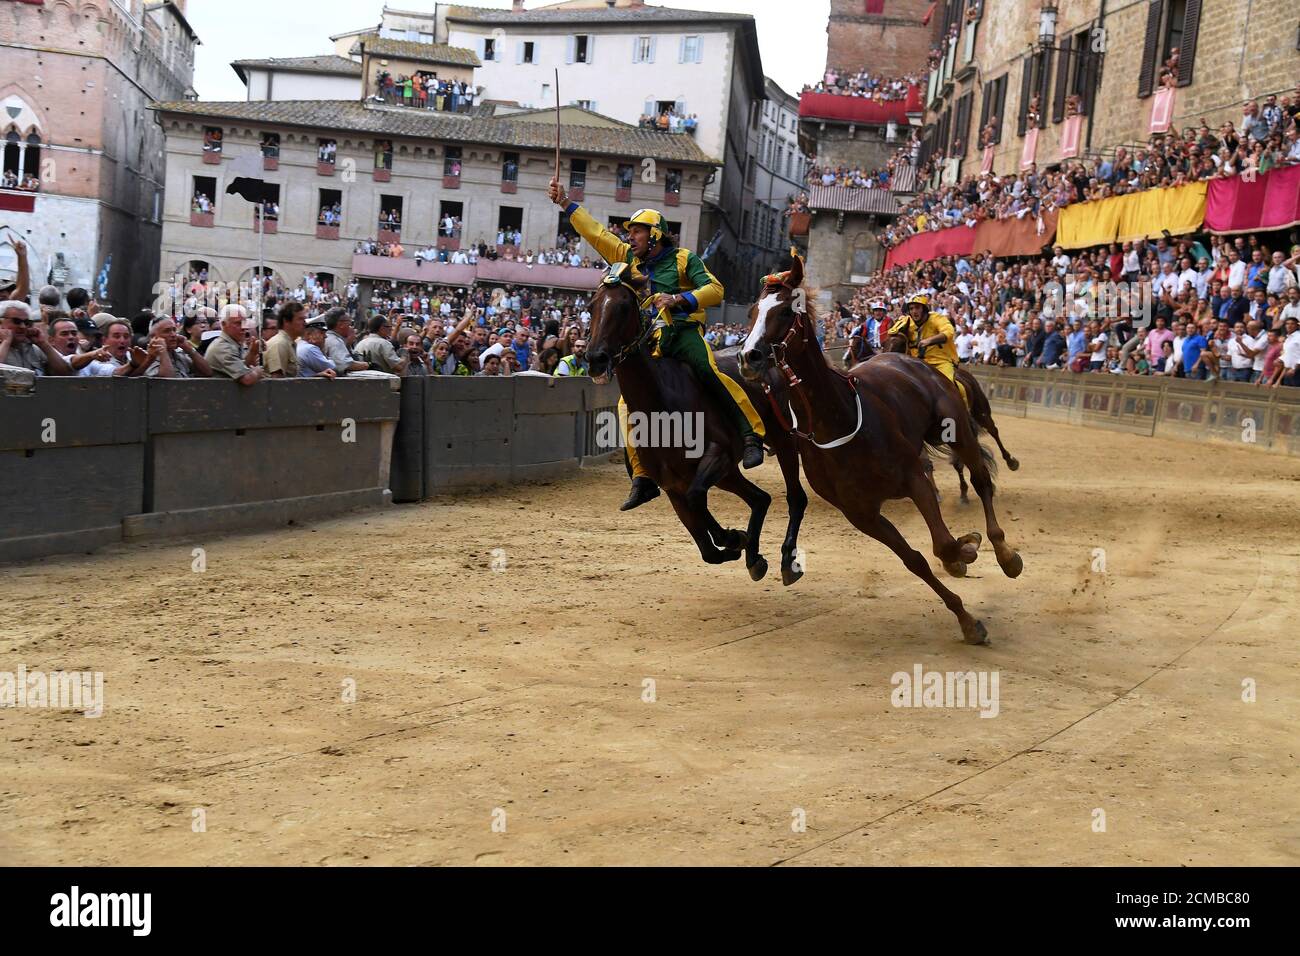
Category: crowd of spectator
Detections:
[
  {"x1": 802, "y1": 67, "x2": 921, "y2": 101},
  {"x1": 372, "y1": 71, "x2": 476, "y2": 113},
  {"x1": 808, "y1": 147, "x2": 913, "y2": 190},
  {"x1": 833, "y1": 230, "x2": 1300, "y2": 387},
  {"x1": 888, "y1": 95, "x2": 1300, "y2": 250},
  {"x1": 353, "y1": 235, "x2": 602, "y2": 270},
  {"x1": 636, "y1": 109, "x2": 698, "y2": 135},
  {"x1": 1, "y1": 169, "x2": 40, "y2": 191}
]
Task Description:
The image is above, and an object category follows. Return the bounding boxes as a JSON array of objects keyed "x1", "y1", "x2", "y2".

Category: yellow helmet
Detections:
[
  {"x1": 907, "y1": 293, "x2": 930, "y2": 309},
  {"x1": 623, "y1": 208, "x2": 666, "y2": 243}
]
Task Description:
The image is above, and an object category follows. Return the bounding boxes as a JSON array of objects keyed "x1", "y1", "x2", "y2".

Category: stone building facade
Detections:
[
  {"x1": 151, "y1": 99, "x2": 713, "y2": 293},
  {"x1": 0, "y1": 0, "x2": 197, "y2": 311},
  {"x1": 923, "y1": 0, "x2": 1299, "y2": 180}
]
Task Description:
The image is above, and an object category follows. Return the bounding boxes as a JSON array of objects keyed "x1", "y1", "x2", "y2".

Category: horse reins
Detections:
[
  {"x1": 597, "y1": 280, "x2": 663, "y2": 370},
  {"x1": 759, "y1": 283, "x2": 864, "y2": 450}
]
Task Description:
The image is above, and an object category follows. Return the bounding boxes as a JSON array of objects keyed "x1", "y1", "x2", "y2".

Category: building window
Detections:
[
  {"x1": 569, "y1": 158, "x2": 587, "y2": 190},
  {"x1": 1139, "y1": 0, "x2": 1203, "y2": 96},
  {"x1": 191, "y1": 175, "x2": 216, "y2": 218},
  {"x1": 318, "y1": 189, "x2": 342, "y2": 226},
  {"x1": 979, "y1": 73, "x2": 1008, "y2": 145},
  {"x1": 379, "y1": 195, "x2": 403, "y2": 236},
  {"x1": 572, "y1": 34, "x2": 591, "y2": 64},
  {"x1": 484, "y1": 37, "x2": 497, "y2": 61},
  {"x1": 681, "y1": 35, "x2": 702, "y2": 63},
  {"x1": 665, "y1": 168, "x2": 682, "y2": 194},
  {"x1": 502, "y1": 151, "x2": 519, "y2": 182},
  {"x1": 616, "y1": 163, "x2": 633, "y2": 189},
  {"x1": 260, "y1": 132, "x2": 279, "y2": 159},
  {"x1": 497, "y1": 205, "x2": 523, "y2": 240},
  {"x1": 521, "y1": 41, "x2": 535, "y2": 64},
  {"x1": 318, "y1": 139, "x2": 337, "y2": 165},
  {"x1": 634, "y1": 36, "x2": 654, "y2": 63},
  {"x1": 202, "y1": 126, "x2": 223, "y2": 156},
  {"x1": 443, "y1": 146, "x2": 462, "y2": 178},
  {"x1": 438, "y1": 200, "x2": 464, "y2": 242},
  {"x1": 374, "y1": 139, "x2": 393, "y2": 172}
]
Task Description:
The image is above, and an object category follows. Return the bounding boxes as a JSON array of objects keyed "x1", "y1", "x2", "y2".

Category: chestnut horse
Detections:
[
  {"x1": 588, "y1": 266, "x2": 810, "y2": 583},
  {"x1": 739, "y1": 257, "x2": 1023, "y2": 644},
  {"x1": 877, "y1": 331, "x2": 1021, "y2": 503}
]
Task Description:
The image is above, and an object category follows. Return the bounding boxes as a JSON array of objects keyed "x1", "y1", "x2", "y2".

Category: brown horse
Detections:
[
  {"x1": 738, "y1": 256, "x2": 1023, "y2": 644},
  {"x1": 878, "y1": 331, "x2": 1020, "y2": 503},
  {"x1": 586, "y1": 267, "x2": 776, "y2": 580}
]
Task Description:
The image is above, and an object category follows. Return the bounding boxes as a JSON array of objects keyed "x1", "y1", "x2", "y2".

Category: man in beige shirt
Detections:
[
  {"x1": 206, "y1": 304, "x2": 264, "y2": 386},
  {"x1": 263, "y1": 301, "x2": 305, "y2": 378}
]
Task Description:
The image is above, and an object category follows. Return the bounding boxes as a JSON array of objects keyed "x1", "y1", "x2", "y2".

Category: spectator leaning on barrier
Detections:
[
  {"x1": 0, "y1": 300, "x2": 73, "y2": 376},
  {"x1": 78, "y1": 318, "x2": 137, "y2": 377},
  {"x1": 296, "y1": 317, "x2": 338, "y2": 379},
  {"x1": 143, "y1": 315, "x2": 212, "y2": 379},
  {"x1": 322, "y1": 307, "x2": 368, "y2": 376},
  {"x1": 206, "y1": 305, "x2": 265, "y2": 386},
  {"x1": 264, "y1": 302, "x2": 305, "y2": 378},
  {"x1": 354, "y1": 315, "x2": 408, "y2": 375}
]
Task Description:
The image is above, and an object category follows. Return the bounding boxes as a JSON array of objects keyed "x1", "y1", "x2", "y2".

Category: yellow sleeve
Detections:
[
  {"x1": 927, "y1": 314, "x2": 956, "y2": 344},
  {"x1": 681, "y1": 250, "x2": 723, "y2": 311},
  {"x1": 569, "y1": 205, "x2": 629, "y2": 266}
]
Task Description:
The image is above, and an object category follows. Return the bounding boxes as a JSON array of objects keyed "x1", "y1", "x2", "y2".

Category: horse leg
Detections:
[
  {"x1": 906, "y1": 469, "x2": 979, "y2": 577},
  {"x1": 715, "y1": 468, "x2": 772, "y2": 582},
  {"x1": 950, "y1": 433, "x2": 1023, "y2": 579},
  {"x1": 665, "y1": 490, "x2": 737, "y2": 565},
  {"x1": 978, "y1": 410, "x2": 1019, "y2": 471},
  {"x1": 774, "y1": 443, "x2": 808, "y2": 586},
  {"x1": 848, "y1": 507, "x2": 987, "y2": 645},
  {"x1": 684, "y1": 445, "x2": 744, "y2": 564},
  {"x1": 953, "y1": 458, "x2": 970, "y2": 504}
]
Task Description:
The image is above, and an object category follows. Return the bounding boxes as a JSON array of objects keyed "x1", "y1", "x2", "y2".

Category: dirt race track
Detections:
[{"x1": 2, "y1": 415, "x2": 1297, "y2": 866}]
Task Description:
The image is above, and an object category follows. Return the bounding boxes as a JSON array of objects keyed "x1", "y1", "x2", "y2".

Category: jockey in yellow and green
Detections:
[{"x1": 549, "y1": 177, "x2": 765, "y2": 512}]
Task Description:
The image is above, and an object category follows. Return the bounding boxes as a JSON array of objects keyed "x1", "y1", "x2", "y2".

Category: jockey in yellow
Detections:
[
  {"x1": 890, "y1": 293, "x2": 968, "y2": 406},
  {"x1": 548, "y1": 176, "x2": 765, "y2": 512}
]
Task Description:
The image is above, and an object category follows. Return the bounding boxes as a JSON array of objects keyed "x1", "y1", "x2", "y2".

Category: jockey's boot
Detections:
[
  {"x1": 620, "y1": 476, "x2": 661, "y2": 512},
  {"x1": 742, "y1": 434, "x2": 764, "y2": 470}
]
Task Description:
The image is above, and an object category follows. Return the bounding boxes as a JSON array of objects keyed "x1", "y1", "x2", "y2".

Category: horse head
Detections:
[
  {"x1": 739, "y1": 253, "x2": 814, "y2": 383},
  {"x1": 587, "y1": 262, "x2": 651, "y2": 384}
]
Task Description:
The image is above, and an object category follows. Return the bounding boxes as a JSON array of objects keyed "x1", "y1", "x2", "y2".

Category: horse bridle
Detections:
[
  {"x1": 595, "y1": 277, "x2": 662, "y2": 370},
  {"x1": 756, "y1": 281, "x2": 864, "y2": 450}
]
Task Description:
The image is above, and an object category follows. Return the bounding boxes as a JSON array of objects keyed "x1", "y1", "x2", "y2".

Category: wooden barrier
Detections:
[{"x1": 969, "y1": 366, "x2": 1300, "y2": 455}]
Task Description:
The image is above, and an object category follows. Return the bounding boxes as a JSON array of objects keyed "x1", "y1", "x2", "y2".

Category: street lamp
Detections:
[{"x1": 1038, "y1": 0, "x2": 1059, "y2": 48}]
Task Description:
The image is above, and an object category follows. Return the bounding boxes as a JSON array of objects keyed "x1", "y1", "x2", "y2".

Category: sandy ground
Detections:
[{"x1": 1, "y1": 416, "x2": 1297, "y2": 867}]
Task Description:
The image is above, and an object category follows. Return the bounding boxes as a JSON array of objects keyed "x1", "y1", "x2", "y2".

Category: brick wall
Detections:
[{"x1": 826, "y1": 0, "x2": 941, "y2": 78}]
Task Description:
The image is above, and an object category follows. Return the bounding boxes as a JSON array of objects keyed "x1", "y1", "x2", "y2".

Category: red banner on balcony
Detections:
[
  {"x1": 883, "y1": 209, "x2": 1060, "y2": 269},
  {"x1": 1149, "y1": 87, "x2": 1175, "y2": 134},
  {"x1": 798, "y1": 86, "x2": 921, "y2": 125},
  {"x1": 1020, "y1": 128, "x2": 1038, "y2": 171},
  {"x1": 1204, "y1": 164, "x2": 1300, "y2": 235},
  {"x1": 884, "y1": 226, "x2": 976, "y2": 269},
  {"x1": 1060, "y1": 115, "x2": 1083, "y2": 160}
]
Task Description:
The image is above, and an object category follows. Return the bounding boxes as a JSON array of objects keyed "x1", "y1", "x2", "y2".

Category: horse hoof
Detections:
[
  {"x1": 1007, "y1": 458, "x2": 1021, "y2": 472},
  {"x1": 1000, "y1": 551, "x2": 1024, "y2": 579},
  {"x1": 962, "y1": 619, "x2": 989, "y2": 645},
  {"x1": 781, "y1": 564, "x2": 804, "y2": 587},
  {"x1": 943, "y1": 560, "x2": 968, "y2": 578},
  {"x1": 748, "y1": 556, "x2": 769, "y2": 582}
]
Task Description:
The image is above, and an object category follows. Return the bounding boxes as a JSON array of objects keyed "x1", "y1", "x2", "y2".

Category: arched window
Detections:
[
  {"x1": 2, "y1": 131, "x2": 18, "y2": 187},
  {"x1": 24, "y1": 132, "x2": 41, "y2": 185}
]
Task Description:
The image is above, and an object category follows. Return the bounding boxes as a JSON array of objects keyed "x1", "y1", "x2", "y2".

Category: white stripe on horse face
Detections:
[{"x1": 744, "y1": 292, "x2": 781, "y2": 355}]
